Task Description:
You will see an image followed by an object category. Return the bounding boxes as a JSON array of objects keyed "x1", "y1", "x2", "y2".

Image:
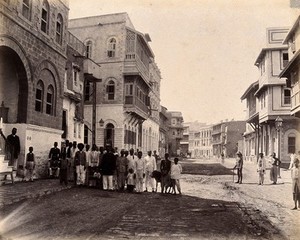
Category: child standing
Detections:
[
  {"x1": 291, "y1": 158, "x2": 300, "y2": 210},
  {"x1": 257, "y1": 153, "x2": 266, "y2": 185},
  {"x1": 127, "y1": 168, "x2": 135, "y2": 193},
  {"x1": 25, "y1": 146, "x2": 35, "y2": 182},
  {"x1": 170, "y1": 158, "x2": 182, "y2": 195}
]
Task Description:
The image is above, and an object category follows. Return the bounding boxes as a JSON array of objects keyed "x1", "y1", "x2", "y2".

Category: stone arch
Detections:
[
  {"x1": 34, "y1": 59, "x2": 62, "y2": 97},
  {"x1": 0, "y1": 35, "x2": 32, "y2": 123}
]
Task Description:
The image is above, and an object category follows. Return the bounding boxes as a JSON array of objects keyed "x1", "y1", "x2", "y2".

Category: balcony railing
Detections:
[
  {"x1": 124, "y1": 53, "x2": 150, "y2": 83},
  {"x1": 83, "y1": 58, "x2": 101, "y2": 80},
  {"x1": 67, "y1": 32, "x2": 85, "y2": 56},
  {"x1": 124, "y1": 96, "x2": 149, "y2": 119}
]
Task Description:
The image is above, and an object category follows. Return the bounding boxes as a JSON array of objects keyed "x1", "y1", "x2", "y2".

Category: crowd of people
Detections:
[{"x1": 45, "y1": 140, "x2": 183, "y2": 194}]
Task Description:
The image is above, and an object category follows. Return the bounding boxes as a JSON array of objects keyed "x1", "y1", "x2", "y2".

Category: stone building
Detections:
[
  {"x1": 279, "y1": 15, "x2": 300, "y2": 157},
  {"x1": 242, "y1": 27, "x2": 300, "y2": 163},
  {"x1": 0, "y1": 0, "x2": 70, "y2": 176},
  {"x1": 212, "y1": 120, "x2": 245, "y2": 158},
  {"x1": 167, "y1": 111, "x2": 184, "y2": 157},
  {"x1": 159, "y1": 105, "x2": 169, "y2": 157},
  {"x1": 68, "y1": 13, "x2": 161, "y2": 153}
]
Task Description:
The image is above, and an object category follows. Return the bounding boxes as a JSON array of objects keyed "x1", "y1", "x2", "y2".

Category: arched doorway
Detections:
[
  {"x1": 0, "y1": 46, "x2": 28, "y2": 123},
  {"x1": 104, "y1": 123, "x2": 115, "y2": 148}
]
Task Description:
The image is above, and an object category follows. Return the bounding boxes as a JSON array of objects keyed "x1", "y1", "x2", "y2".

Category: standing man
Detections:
[
  {"x1": 48, "y1": 142, "x2": 61, "y2": 178},
  {"x1": 7, "y1": 128, "x2": 21, "y2": 173},
  {"x1": 100, "y1": 146, "x2": 116, "y2": 190},
  {"x1": 160, "y1": 153, "x2": 172, "y2": 193},
  {"x1": 144, "y1": 150, "x2": 157, "y2": 192},
  {"x1": 74, "y1": 143, "x2": 87, "y2": 186},
  {"x1": 135, "y1": 151, "x2": 145, "y2": 193}
]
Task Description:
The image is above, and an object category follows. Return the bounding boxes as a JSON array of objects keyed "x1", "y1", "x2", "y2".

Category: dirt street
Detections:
[{"x1": 0, "y1": 158, "x2": 298, "y2": 240}]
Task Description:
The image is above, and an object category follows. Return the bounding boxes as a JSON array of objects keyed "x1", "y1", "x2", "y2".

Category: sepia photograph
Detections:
[{"x1": 0, "y1": 0, "x2": 300, "y2": 239}]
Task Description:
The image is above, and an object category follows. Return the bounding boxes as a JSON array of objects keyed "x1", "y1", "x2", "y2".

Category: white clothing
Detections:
[
  {"x1": 103, "y1": 175, "x2": 113, "y2": 190},
  {"x1": 171, "y1": 164, "x2": 182, "y2": 179},
  {"x1": 127, "y1": 155, "x2": 136, "y2": 172},
  {"x1": 257, "y1": 157, "x2": 266, "y2": 172},
  {"x1": 289, "y1": 153, "x2": 296, "y2": 170},
  {"x1": 76, "y1": 165, "x2": 86, "y2": 185},
  {"x1": 89, "y1": 151, "x2": 100, "y2": 167},
  {"x1": 144, "y1": 155, "x2": 157, "y2": 172}
]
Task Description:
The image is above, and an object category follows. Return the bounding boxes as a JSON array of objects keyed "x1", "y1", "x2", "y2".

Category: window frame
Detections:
[
  {"x1": 46, "y1": 85, "x2": 54, "y2": 115},
  {"x1": 107, "y1": 38, "x2": 116, "y2": 58},
  {"x1": 22, "y1": 0, "x2": 31, "y2": 20},
  {"x1": 56, "y1": 14, "x2": 63, "y2": 45},
  {"x1": 41, "y1": 0, "x2": 49, "y2": 34},
  {"x1": 35, "y1": 80, "x2": 44, "y2": 112},
  {"x1": 106, "y1": 79, "x2": 115, "y2": 100}
]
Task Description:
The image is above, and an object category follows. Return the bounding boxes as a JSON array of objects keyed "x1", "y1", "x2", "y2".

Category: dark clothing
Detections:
[
  {"x1": 100, "y1": 152, "x2": 116, "y2": 175},
  {"x1": 49, "y1": 147, "x2": 61, "y2": 169},
  {"x1": 160, "y1": 159, "x2": 171, "y2": 176},
  {"x1": 7, "y1": 134, "x2": 20, "y2": 159},
  {"x1": 26, "y1": 153, "x2": 34, "y2": 162},
  {"x1": 60, "y1": 169, "x2": 68, "y2": 185},
  {"x1": 74, "y1": 151, "x2": 87, "y2": 166}
]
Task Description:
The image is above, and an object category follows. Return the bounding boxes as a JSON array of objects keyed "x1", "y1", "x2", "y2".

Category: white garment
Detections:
[
  {"x1": 171, "y1": 164, "x2": 182, "y2": 179},
  {"x1": 144, "y1": 155, "x2": 157, "y2": 172},
  {"x1": 127, "y1": 155, "x2": 136, "y2": 172},
  {"x1": 102, "y1": 175, "x2": 113, "y2": 190},
  {"x1": 76, "y1": 165, "x2": 86, "y2": 185},
  {"x1": 257, "y1": 157, "x2": 266, "y2": 171}
]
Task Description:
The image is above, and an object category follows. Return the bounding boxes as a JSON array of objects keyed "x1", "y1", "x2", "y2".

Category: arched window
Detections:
[
  {"x1": 35, "y1": 80, "x2": 44, "y2": 112},
  {"x1": 85, "y1": 40, "x2": 92, "y2": 58},
  {"x1": 56, "y1": 14, "x2": 63, "y2": 45},
  {"x1": 106, "y1": 79, "x2": 115, "y2": 100},
  {"x1": 22, "y1": 0, "x2": 31, "y2": 20},
  {"x1": 46, "y1": 85, "x2": 54, "y2": 115},
  {"x1": 41, "y1": 0, "x2": 49, "y2": 34},
  {"x1": 107, "y1": 38, "x2": 116, "y2": 58},
  {"x1": 104, "y1": 123, "x2": 115, "y2": 148}
]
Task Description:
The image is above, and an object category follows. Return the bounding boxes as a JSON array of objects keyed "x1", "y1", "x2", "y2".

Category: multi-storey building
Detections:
[
  {"x1": 167, "y1": 111, "x2": 184, "y2": 157},
  {"x1": 212, "y1": 120, "x2": 245, "y2": 158},
  {"x1": 190, "y1": 124, "x2": 212, "y2": 159},
  {"x1": 159, "y1": 105, "x2": 169, "y2": 157},
  {"x1": 242, "y1": 27, "x2": 300, "y2": 163},
  {"x1": 179, "y1": 123, "x2": 189, "y2": 157},
  {"x1": 240, "y1": 81, "x2": 259, "y2": 161},
  {"x1": 68, "y1": 13, "x2": 161, "y2": 153},
  {"x1": 0, "y1": 0, "x2": 71, "y2": 176},
  {"x1": 279, "y1": 16, "x2": 300, "y2": 157}
]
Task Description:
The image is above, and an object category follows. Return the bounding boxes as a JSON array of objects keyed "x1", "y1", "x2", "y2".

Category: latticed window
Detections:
[
  {"x1": 41, "y1": 0, "x2": 49, "y2": 33},
  {"x1": 106, "y1": 80, "x2": 115, "y2": 100},
  {"x1": 56, "y1": 14, "x2": 63, "y2": 45},
  {"x1": 46, "y1": 85, "x2": 54, "y2": 115},
  {"x1": 107, "y1": 38, "x2": 116, "y2": 58},
  {"x1": 22, "y1": 0, "x2": 31, "y2": 20},
  {"x1": 126, "y1": 29, "x2": 135, "y2": 53},
  {"x1": 35, "y1": 80, "x2": 44, "y2": 112}
]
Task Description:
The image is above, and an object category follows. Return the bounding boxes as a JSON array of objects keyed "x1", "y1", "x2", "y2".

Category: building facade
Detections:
[
  {"x1": 158, "y1": 105, "x2": 169, "y2": 157},
  {"x1": 212, "y1": 120, "x2": 245, "y2": 158},
  {"x1": 68, "y1": 13, "x2": 161, "y2": 153},
  {"x1": 242, "y1": 27, "x2": 300, "y2": 163},
  {"x1": 167, "y1": 111, "x2": 184, "y2": 157},
  {"x1": 0, "y1": 0, "x2": 70, "y2": 176}
]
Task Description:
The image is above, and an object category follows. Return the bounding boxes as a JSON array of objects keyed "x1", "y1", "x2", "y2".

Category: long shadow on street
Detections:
[{"x1": 0, "y1": 162, "x2": 285, "y2": 240}]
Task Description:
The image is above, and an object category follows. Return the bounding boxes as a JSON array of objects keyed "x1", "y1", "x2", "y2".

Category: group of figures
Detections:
[
  {"x1": 47, "y1": 140, "x2": 183, "y2": 194},
  {"x1": 233, "y1": 150, "x2": 300, "y2": 210}
]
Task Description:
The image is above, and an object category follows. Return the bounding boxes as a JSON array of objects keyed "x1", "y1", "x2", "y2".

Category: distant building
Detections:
[
  {"x1": 212, "y1": 120, "x2": 246, "y2": 158},
  {"x1": 167, "y1": 111, "x2": 184, "y2": 157},
  {"x1": 159, "y1": 105, "x2": 169, "y2": 157}
]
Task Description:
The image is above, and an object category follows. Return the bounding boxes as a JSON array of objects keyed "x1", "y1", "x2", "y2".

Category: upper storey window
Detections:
[
  {"x1": 106, "y1": 79, "x2": 115, "y2": 100},
  {"x1": 22, "y1": 0, "x2": 31, "y2": 20},
  {"x1": 107, "y1": 38, "x2": 116, "y2": 58},
  {"x1": 41, "y1": 0, "x2": 49, "y2": 34},
  {"x1": 85, "y1": 41, "x2": 92, "y2": 58},
  {"x1": 56, "y1": 14, "x2": 63, "y2": 45}
]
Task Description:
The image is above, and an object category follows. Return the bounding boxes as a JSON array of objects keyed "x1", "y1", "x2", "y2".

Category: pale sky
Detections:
[{"x1": 68, "y1": 0, "x2": 299, "y2": 124}]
